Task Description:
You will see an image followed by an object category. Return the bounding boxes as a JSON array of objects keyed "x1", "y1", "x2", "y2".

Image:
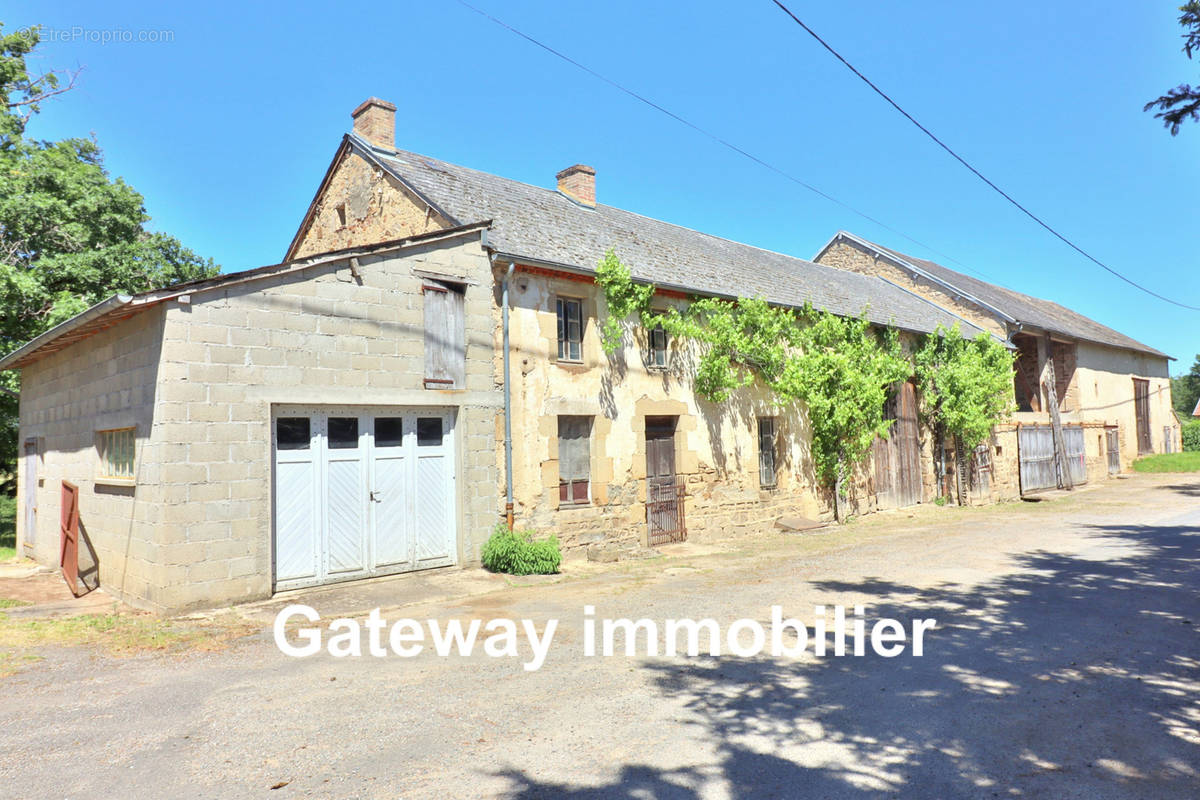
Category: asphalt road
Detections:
[{"x1": 2, "y1": 474, "x2": 1198, "y2": 799}]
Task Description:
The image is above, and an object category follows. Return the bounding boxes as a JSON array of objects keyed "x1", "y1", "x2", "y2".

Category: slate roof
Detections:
[
  {"x1": 351, "y1": 135, "x2": 989, "y2": 339},
  {"x1": 825, "y1": 232, "x2": 1167, "y2": 359}
]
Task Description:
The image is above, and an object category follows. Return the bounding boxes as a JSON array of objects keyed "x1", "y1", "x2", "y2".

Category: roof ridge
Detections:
[{"x1": 375, "y1": 141, "x2": 836, "y2": 272}]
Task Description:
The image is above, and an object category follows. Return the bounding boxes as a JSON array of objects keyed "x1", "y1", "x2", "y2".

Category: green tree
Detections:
[
  {"x1": 913, "y1": 324, "x2": 1015, "y2": 450},
  {"x1": 1, "y1": 24, "x2": 218, "y2": 487},
  {"x1": 596, "y1": 250, "x2": 910, "y2": 519},
  {"x1": 1171, "y1": 354, "x2": 1200, "y2": 417},
  {"x1": 1145, "y1": 2, "x2": 1200, "y2": 135}
]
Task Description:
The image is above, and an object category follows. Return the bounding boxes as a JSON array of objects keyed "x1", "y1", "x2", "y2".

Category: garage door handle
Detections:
[{"x1": 370, "y1": 491, "x2": 382, "y2": 502}]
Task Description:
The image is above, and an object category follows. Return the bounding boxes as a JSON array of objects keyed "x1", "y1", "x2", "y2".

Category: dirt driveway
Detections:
[{"x1": 1, "y1": 474, "x2": 1198, "y2": 799}]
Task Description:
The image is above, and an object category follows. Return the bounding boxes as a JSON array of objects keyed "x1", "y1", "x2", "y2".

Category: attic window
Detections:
[{"x1": 335, "y1": 203, "x2": 347, "y2": 227}]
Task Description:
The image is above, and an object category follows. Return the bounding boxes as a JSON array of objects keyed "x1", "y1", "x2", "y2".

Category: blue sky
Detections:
[{"x1": 10, "y1": 1, "x2": 1200, "y2": 368}]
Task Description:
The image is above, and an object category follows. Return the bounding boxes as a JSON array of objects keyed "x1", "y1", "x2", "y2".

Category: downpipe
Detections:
[{"x1": 500, "y1": 258, "x2": 515, "y2": 530}]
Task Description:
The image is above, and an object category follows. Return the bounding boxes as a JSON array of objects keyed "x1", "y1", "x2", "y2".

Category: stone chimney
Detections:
[
  {"x1": 556, "y1": 164, "x2": 596, "y2": 208},
  {"x1": 351, "y1": 97, "x2": 396, "y2": 149}
]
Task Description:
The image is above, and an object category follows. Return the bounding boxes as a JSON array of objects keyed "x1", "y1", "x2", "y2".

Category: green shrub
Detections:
[
  {"x1": 481, "y1": 524, "x2": 561, "y2": 575},
  {"x1": 1181, "y1": 419, "x2": 1200, "y2": 452}
]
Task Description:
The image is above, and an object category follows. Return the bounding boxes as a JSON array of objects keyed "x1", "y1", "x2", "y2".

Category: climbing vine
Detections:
[
  {"x1": 596, "y1": 250, "x2": 910, "y2": 504},
  {"x1": 913, "y1": 324, "x2": 1015, "y2": 449}
]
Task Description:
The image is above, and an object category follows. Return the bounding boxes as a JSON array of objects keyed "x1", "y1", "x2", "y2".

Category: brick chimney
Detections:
[
  {"x1": 556, "y1": 164, "x2": 596, "y2": 208},
  {"x1": 351, "y1": 97, "x2": 396, "y2": 149}
]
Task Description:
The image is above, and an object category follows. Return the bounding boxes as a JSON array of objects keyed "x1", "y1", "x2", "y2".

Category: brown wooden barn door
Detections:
[
  {"x1": 645, "y1": 417, "x2": 685, "y2": 545},
  {"x1": 1133, "y1": 379, "x2": 1152, "y2": 455},
  {"x1": 59, "y1": 481, "x2": 82, "y2": 597},
  {"x1": 894, "y1": 382, "x2": 922, "y2": 507}
]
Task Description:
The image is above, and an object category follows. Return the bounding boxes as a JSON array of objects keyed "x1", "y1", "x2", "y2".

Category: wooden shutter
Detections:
[{"x1": 424, "y1": 281, "x2": 465, "y2": 388}]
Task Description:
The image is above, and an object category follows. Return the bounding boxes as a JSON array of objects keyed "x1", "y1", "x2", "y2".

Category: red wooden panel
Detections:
[{"x1": 60, "y1": 481, "x2": 82, "y2": 597}]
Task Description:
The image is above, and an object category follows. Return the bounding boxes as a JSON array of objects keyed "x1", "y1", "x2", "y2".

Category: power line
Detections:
[
  {"x1": 454, "y1": 0, "x2": 998, "y2": 282},
  {"x1": 769, "y1": 0, "x2": 1199, "y2": 312}
]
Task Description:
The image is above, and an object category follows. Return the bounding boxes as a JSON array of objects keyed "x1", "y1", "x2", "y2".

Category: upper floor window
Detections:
[
  {"x1": 97, "y1": 427, "x2": 136, "y2": 480},
  {"x1": 649, "y1": 323, "x2": 668, "y2": 368},
  {"x1": 556, "y1": 297, "x2": 583, "y2": 362},
  {"x1": 424, "y1": 280, "x2": 466, "y2": 388},
  {"x1": 758, "y1": 417, "x2": 777, "y2": 489}
]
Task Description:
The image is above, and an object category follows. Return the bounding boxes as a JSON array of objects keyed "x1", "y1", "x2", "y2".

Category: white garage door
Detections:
[{"x1": 273, "y1": 407, "x2": 457, "y2": 590}]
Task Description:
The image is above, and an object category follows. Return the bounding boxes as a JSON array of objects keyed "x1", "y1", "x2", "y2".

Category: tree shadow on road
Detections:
[{"x1": 497, "y1": 520, "x2": 1200, "y2": 798}]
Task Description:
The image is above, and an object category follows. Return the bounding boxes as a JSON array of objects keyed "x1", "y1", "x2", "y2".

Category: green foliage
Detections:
[
  {"x1": 0, "y1": 24, "x2": 218, "y2": 484},
  {"x1": 1181, "y1": 419, "x2": 1200, "y2": 452},
  {"x1": 913, "y1": 324, "x2": 1015, "y2": 449},
  {"x1": 784, "y1": 307, "x2": 910, "y2": 488},
  {"x1": 596, "y1": 249, "x2": 654, "y2": 352},
  {"x1": 1145, "y1": 1, "x2": 1200, "y2": 135},
  {"x1": 1132, "y1": 451, "x2": 1200, "y2": 473},
  {"x1": 596, "y1": 250, "x2": 910, "y2": 490},
  {"x1": 1171, "y1": 354, "x2": 1200, "y2": 418},
  {"x1": 480, "y1": 524, "x2": 562, "y2": 575},
  {"x1": 0, "y1": 494, "x2": 14, "y2": 560}
]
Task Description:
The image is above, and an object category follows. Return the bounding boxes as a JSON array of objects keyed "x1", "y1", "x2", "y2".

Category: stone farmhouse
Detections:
[{"x1": 3, "y1": 98, "x2": 1176, "y2": 612}]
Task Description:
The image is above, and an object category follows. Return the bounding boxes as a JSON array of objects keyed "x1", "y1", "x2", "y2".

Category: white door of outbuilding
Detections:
[{"x1": 272, "y1": 407, "x2": 456, "y2": 590}]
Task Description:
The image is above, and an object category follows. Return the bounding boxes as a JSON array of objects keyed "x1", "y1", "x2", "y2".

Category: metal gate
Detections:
[
  {"x1": 1019, "y1": 424, "x2": 1087, "y2": 494},
  {"x1": 646, "y1": 417, "x2": 686, "y2": 545},
  {"x1": 273, "y1": 406, "x2": 457, "y2": 590},
  {"x1": 1106, "y1": 427, "x2": 1121, "y2": 475}
]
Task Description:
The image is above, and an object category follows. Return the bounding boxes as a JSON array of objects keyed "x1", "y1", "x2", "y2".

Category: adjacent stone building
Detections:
[
  {"x1": 815, "y1": 231, "x2": 1179, "y2": 493},
  {"x1": 3, "y1": 99, "x2": 1176, "y2": 611}
]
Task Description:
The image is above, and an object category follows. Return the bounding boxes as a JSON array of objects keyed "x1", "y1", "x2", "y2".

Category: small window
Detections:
[
  {"x1": 375, "y1": 417, "x2": 404, "y2": 447},
  {"x1": 758, "y1": 417, "x2": 777, "y2": 489},
  {"x1": 328, "y1": 417, "x2": 359, "y2": 449},
  {"x1": 276, "y1": 418, "x2": 311, "y2": 450},
  {"x1": 417, "y1": 417, "x2": 444, "y2": 447},
  {"x1": 558, "y1": 416, "x2": 592, "y2": 504},
  {"x1": 97, "y1": 427, "x2": 136, "y2": 479},
  {"x1": 649, "y1": 323, "x2": 668, "y2": 368},
  {"x1": 556, "y1": 297, "x2": 583, "y2": 362}
]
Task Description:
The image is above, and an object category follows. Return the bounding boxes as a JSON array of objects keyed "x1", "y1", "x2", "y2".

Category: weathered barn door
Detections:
[
  {"x1": 874, "y1": 382, "x2": 922, "y2": 509},
  {"x1": 273, "y1": 407, "x2": 457, "y2": 590},
  {"x1": 1132, "y1": 379, "x2": 1152, "y2": 454},
  {"x1": 1062, "y1": 426, "x2": 1087, "y2": 486},
  {"x1": 22, "y1": 439, "x2": 37, "y2": 552},
  {"x1": 1106, "y1": 427, "x2": 1121, "y2": 475},
  {"x1": 1018, "y1": 424, "x2": 1056, "y2": 494},
  {"x1": 60, "y1": 481, "x2": 82, "y2": 596},
  {"x1": 645, "y1": 416, "x2": 685, "y2": 545},
  {"x1": 1019, "y1": 424, "x2": 1088, "y2": 494}
]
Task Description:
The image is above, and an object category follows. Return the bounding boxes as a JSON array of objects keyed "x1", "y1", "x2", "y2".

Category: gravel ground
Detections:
[{"x1": 2, "y1": 473, "x2": 1198, "y2": 799}]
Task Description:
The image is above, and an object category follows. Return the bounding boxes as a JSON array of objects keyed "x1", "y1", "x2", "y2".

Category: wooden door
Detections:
[
  {"x1": 22, "y1": 439, "x2": 37, "y2": 551},
  {"x1": 645, "y1": 417, "x2": 685, "y2": 545},
  {"x1": 1106, "y1": 427, "x2": 1121, "y2": 475},
  {"x1": 876, "y1": 383, "x2": 922, "y2": 508},
  {"x1": 1133, "y1": 379, "x2": 1151, "y2": 454},
  {"x1": 60, "y1": 481, "x2": 82, "y2": 597}
]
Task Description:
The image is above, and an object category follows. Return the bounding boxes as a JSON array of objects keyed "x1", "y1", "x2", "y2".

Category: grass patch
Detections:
[
  {"x1": 0, "y1": 494, "x2": 15, "y2": 561},
  {"x1": 0, "y1": 610, "x2": 259, "y2": 678},
  {"x1": 1132, "y1": 452, "x2": 1200, "y2": 473},
  {"x1": 0, "y1": 598, "x2": 32, "y2": 609}
]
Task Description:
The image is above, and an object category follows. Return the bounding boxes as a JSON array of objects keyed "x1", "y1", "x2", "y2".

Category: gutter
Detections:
[{"x1": 0, "y1": 294, "x2": 133, "y2": 371}]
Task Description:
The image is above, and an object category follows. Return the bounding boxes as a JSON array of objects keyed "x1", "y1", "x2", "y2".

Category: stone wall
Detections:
[
  {"x1": 814, "y1": 240, "x2": 1007, "y2": 338},
  {"x1": 291, "y1": 149, "x2": 451, "y2": 259}
]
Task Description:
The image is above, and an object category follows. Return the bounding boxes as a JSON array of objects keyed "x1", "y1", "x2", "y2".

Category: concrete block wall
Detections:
[
  {"x1": 151, "y1": 234, "x2": 500, "y2": 611},
  {"x1": 17, "y1": 307, "x2": 169, "y2": 608}
]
